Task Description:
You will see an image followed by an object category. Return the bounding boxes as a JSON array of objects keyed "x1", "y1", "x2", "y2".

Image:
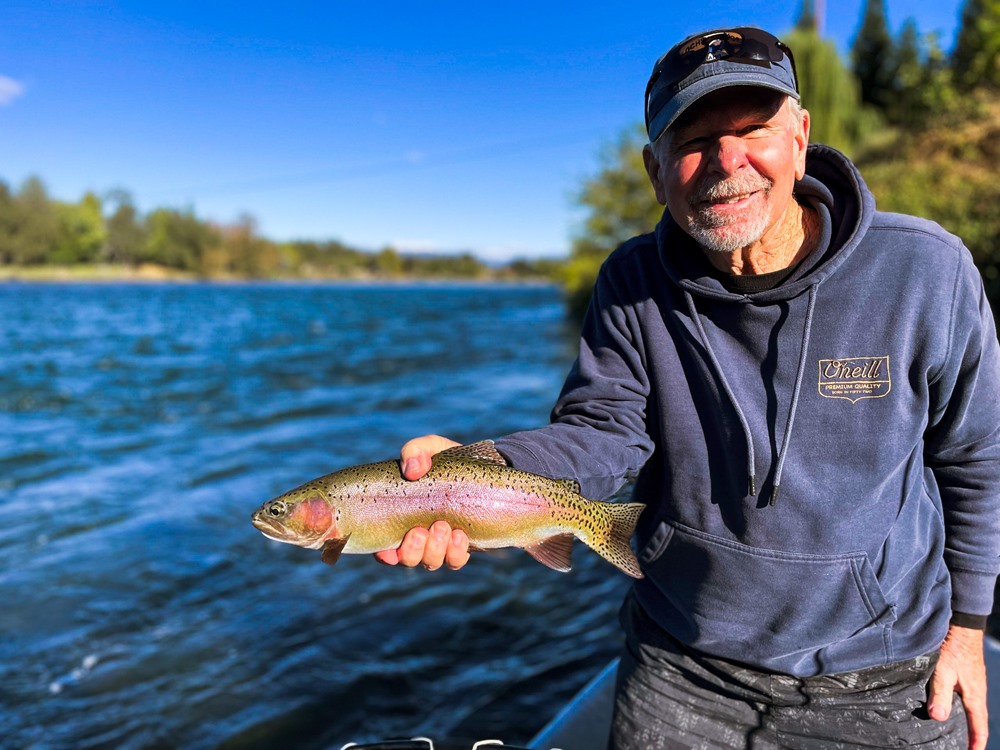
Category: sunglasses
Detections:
[{"x1": 645, "y1": 28, "x2": 798, "y2": 134}]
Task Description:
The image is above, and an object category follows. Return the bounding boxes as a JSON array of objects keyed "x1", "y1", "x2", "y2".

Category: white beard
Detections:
[{"x1": 686, "y1": 173, "x2": 774, "y2": 254}]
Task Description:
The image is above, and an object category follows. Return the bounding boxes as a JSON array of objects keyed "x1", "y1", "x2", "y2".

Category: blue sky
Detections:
[{"x1": 1, "y1": 1, "x2": 967, "y2": 261}]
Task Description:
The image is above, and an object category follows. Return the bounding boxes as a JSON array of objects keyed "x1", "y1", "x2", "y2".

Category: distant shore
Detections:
[{"x1": 0, "y1": 263, "x2": 558, "y2": 285}]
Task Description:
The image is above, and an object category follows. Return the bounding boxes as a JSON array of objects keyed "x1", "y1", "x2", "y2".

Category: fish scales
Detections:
[{"x1": 251, "y1": 440, "x2": 645, "y2": 578}]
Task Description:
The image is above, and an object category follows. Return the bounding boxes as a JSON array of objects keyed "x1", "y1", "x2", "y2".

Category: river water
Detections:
[{"x1": 0, "y1": 282, "x2": 631, "y2": 749}]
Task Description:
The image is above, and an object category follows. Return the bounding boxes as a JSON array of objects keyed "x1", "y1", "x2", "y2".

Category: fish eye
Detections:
[{"x1": 267, "y1": 501, "x2": 287, "y2": 517}]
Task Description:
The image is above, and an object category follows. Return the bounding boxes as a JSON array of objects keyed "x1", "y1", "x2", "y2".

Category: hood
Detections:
[{"x1": 655, "y1": 144, "x2": 876, "y2": 303}]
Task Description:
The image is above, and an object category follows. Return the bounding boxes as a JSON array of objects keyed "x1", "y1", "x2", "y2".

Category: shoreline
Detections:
[{"x1": 0, "y1": 263, "x2": 559, "y2": 287}]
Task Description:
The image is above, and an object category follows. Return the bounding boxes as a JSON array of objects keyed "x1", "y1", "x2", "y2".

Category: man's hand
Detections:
[
  {"x1": 372, "y1": 435, "x2": 470, "y2": 571},
  {"x1": 399, "y1": 434, "x2": 460, "y2": 481},
  {"x1": 927, "y1": 623, "x2": 988, "y2": 750}
]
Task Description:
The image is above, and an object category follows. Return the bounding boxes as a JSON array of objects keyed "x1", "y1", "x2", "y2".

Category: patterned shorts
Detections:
[{"x1": 610, "y1": 593, "x2": 968, "y2": 750}]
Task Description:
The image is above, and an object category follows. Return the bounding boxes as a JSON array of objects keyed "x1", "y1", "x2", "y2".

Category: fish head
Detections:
[{"x1": 251, "y1": 488, "x2": 338, "y2": 550}]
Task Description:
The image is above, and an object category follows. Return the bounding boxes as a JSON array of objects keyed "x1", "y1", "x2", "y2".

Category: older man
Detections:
[{"x1": 381, "y1": 27, "x2": 1000, "y2": 749}]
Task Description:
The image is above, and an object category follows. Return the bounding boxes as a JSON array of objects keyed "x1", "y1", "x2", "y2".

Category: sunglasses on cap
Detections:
[{"x1": 645, "y1": 27, "x2": 799, "y2": 135}]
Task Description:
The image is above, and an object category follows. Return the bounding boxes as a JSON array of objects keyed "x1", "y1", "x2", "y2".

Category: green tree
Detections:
[
  {"x1": 857, "y1": 95, "x2": 1000, "y2": 312},
  {"x1": 4, "y1": 177, "x2": 60, "y2": 265},
  {"x1": 104, "y1": 190, "x2": 149, "y2": 265},
  {"x1": 852, "y1": 0, "x2": 898, "y2": 110},
  {"x1": 213, "y1": 214, "x2": 277, "y2": 277},
  {"x1": 145, "y1": 207, "x2": 218, "y2": 272},
  {"x1": 52, "y1": 192, "x2": 106, "y2": 265},
  {"x1": 952, "y1": 0, "x2": 1000, "y2": 90},
  {"x1": 883, "y1": 23, "x2": 961, "y2": 127},
  {"x1": 564, "y1": 125, "x2": 662, "y2": 319},
  {"x1": 785, "y1": 26, "x2": 879, "y2": 152},
  {"x1": 0, "y1": 182, "x2": 17, "y2": 264}
]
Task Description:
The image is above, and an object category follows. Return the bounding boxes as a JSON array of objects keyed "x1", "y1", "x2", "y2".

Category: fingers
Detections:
[
  {"x1": 928, "y1": 623, "x2": 989, "y2": 750},
  {"x1": 400, "y1": 435, "x2": 461, "y2": 480},
  {"x1": 967, "y1": 700, "x2": 989, "y2": 750},
  {"x1": 372, "y1": 521, "x2": 471, "y2": 571},
  {"x1": 927, "y1": 664, "x2": 955, "y2": 721},
  {"x1": 445, "y1": 528, "x2": 471, "y2": 570}
]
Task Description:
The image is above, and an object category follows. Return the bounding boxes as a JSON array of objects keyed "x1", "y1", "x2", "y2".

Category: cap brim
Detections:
[{"x1": 648, "y1": 70, "x2": 799, "y2": 142}]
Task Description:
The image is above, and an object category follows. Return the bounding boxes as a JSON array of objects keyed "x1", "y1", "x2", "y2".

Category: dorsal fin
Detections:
[
  {"x1": 320, "y1": 535, "x2": 350, "y2": 566},
  {"x1": 437, "y1": 440, "x2": 507, "y2": 466},
  {"x1": 523, "y1": 533, "x2": 574, "y2": 573}
]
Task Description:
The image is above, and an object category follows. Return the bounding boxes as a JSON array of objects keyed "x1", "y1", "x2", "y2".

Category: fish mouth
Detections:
[{"x1": 251, "y1": 511, "x2": 294, "y2": 543}]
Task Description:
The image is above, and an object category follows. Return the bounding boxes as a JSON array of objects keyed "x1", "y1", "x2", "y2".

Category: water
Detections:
[{"x1": 0, "y1": 282, "x2": 631, "y2": 749}]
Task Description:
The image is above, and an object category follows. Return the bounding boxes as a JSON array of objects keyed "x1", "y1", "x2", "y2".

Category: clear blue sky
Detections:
[{"x1": 1, "y1": 0, "x2": 967, "y2": 261}]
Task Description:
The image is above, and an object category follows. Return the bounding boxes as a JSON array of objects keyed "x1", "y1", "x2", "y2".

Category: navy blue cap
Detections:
[{"x1": 645, "y1": 27, "x2": 800, "y2": 142}]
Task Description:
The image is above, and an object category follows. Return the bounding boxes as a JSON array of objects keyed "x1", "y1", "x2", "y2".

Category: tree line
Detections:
[
  {"x1": 564, "y1": 0, "x2": 1000, "y2": 318},
  {"x1": 0, "y1": 179, "x2": 559, "y2": 282}
]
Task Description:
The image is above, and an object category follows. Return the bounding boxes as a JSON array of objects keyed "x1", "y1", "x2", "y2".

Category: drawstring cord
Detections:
[
  {"x1": 769, "y1": 285, "x2": 817, "y2": 506},
  {"x1": 683, "y1": 286, "x2": 818, "y2": 505},
  {"x1": 684, "y1": 290, "x2": 758, "y2": 497}
]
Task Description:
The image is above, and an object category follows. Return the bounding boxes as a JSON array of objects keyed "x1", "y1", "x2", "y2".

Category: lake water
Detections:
[{"x1": 0, "y1": 282, "x2": 631, "y2": 749}]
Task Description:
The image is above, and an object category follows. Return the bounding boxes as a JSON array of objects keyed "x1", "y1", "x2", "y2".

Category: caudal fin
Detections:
[{"x1": 584, "y1": 502, "x2": 645, "y2": 579}]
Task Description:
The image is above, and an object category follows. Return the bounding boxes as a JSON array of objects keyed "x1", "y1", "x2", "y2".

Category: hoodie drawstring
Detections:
[
  {"x1": 683, "y1": 286, "x2": 818, "y2": 505},
  {"x1": 769, "y1": 285, "x2": 817, "y2": 505},
  {"x1": 684, "y1": 291, "x2": 758, "y2": 497}
]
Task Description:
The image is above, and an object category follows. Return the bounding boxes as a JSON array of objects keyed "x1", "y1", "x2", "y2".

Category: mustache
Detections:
[{"x1": 692, "y1": 173, "x2": 773, "y2": 204}]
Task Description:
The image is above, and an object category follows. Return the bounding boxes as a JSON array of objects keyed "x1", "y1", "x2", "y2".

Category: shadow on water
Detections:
[{"x1": 0, "y1": 282, "x2": 633, "y2": 749}]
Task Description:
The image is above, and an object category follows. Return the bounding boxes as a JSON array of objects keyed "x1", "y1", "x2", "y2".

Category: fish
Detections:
[{"x1": 251, "y1": 440, "x2": 645, "y2": 578}]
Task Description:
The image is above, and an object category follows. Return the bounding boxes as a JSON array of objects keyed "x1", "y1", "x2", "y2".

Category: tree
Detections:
[
  {"x1": 785, "y1": 26, "x2": 879, "y2": 152},
  {"x1": 52, "y1": 192, "x2": 106, "y2": 265},
  {"x1": 6, "y1": 177, "x2": 60, "y2": 265},
  {"x1": 103, "y1": 190, "x2": 148, "y2": 265},
  {"x1": 857, "y1": 95, "x2": 1000, "y2": 313},
  {"x1": 563, "y1": 125, "x2": 662, "y2": 318},
  {"x1": 145, "y1": 207, "x2": 218, "y2": 272},
  {"x1": 211, "y1": 214, "x2": 277, "y2": 277},
  {"x1": 852, "y1": 0, "x2": 898, "y2": 110},
  {"x1": 952, "y1": 0, "x2": 1000, "y2": 91}
]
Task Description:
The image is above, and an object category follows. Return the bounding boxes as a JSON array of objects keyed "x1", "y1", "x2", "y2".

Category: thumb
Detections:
[
  {"x1": 926, "y1": 664, "x2": 956, "y2": 721},
  {"x1": 400, "y1": 435, "x2": 460, "y2": 480}
]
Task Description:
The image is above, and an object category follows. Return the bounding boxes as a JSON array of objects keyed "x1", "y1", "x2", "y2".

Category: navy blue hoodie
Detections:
[{"x1": 496, "y1": 145, "x2": 1000, "y2": 676}]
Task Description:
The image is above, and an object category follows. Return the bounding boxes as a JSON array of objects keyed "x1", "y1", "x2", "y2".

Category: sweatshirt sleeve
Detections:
[
  {"x1": 925, "y1": 250, "x2": 1000, "y2": 617},
  {"x1": 495, "y1": 255, "x2": 656, "y2": 500}
]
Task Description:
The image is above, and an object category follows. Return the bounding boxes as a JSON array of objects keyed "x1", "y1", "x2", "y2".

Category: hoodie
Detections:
[{"x1": 495, "y1": 145, "x2": 1000, "y2": 677}]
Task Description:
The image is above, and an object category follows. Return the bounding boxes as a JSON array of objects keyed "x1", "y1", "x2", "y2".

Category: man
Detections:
[{"x1": 378, "y1": 27, "x2": 1000, "y2": 749}]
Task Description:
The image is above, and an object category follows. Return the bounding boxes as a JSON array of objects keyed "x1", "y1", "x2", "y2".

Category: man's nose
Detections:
[{"x1": 709, "y1": 136, "x2": 750, "y2": 174}]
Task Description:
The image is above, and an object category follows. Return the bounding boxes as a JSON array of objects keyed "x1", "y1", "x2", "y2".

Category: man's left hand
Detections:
[{"x1": 927, "y1": 623, "x2": 988, "y2": 750}]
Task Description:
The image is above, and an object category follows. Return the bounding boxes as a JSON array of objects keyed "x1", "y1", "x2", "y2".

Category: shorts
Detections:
[{"x1": 609, "y1": 592, "x2": 967, "y2": 749}]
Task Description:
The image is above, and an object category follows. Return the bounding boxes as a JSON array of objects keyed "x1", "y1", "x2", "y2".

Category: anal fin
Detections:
[
  {"x1": 320, "y1": 535, "x2": 350, "y2": 566},
  {"x1": 524, "y1": 534, "x2": 574, "y2": 573}
]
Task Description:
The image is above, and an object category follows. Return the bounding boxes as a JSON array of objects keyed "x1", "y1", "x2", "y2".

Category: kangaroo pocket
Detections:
[{"x1": 637, "y1": 520, "x2": 897, "y2": 674}]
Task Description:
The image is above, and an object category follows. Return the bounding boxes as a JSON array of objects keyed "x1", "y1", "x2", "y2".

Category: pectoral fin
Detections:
[
  {"x1": 320, "y1": 535, "x2": 350, "y2": 566},
  {"x1": 524, "y1": 534, "x2": 574, "y2": 573}
]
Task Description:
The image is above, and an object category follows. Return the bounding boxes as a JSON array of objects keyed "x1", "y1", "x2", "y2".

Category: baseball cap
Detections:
[{"x1": 645, "y1": 27, "x2": 800, "y2": 142}]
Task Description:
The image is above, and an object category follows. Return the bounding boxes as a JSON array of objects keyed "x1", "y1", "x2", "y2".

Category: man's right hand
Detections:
[{"x1": 373, "y1": 435, "x2": 470, "y2": 571}]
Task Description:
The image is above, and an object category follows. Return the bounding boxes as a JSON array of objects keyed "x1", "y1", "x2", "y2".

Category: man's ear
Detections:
[
  {"x1": 643, "y1": 144, "x2": 668, "y2": 206},
  {"x1": 794, "y1": 106, "x2": 810, "y2": 180}
]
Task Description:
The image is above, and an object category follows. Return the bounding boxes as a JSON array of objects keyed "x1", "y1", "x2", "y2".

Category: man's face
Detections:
[{"x1": 644, "y1": 88, "x2": 809, "y2": 254}]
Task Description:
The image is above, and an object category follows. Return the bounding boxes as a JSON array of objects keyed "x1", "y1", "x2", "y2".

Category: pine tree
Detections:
[
  {"x1": 852, "y1": 0, "x2": 898, "y2": 109},
  {"x1": 786, "y1": 25, "x2": 877, "y2": 152},
  {"x1": 952, "y1": 0, "x2": 1000, "y2": 91}
]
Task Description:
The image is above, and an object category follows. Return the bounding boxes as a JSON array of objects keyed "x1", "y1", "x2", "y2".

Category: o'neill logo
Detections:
[{"x1": 818, "y1": 356, "x2": 891, "y2": 403}]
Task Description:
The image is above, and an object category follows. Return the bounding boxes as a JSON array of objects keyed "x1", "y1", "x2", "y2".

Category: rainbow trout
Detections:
[{"x1": 251, "y1": 440, "x2": 645, "y2": 578}]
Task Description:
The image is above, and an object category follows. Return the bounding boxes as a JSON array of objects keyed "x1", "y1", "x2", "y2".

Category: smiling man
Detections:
[{"x1": 385, "y1": 27, "x2": 1000, "y2": 750}]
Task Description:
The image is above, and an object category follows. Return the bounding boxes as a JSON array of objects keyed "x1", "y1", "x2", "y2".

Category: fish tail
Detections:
[{"x1": 582, "y1": 501, "x2": 645, "y2": 579}]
